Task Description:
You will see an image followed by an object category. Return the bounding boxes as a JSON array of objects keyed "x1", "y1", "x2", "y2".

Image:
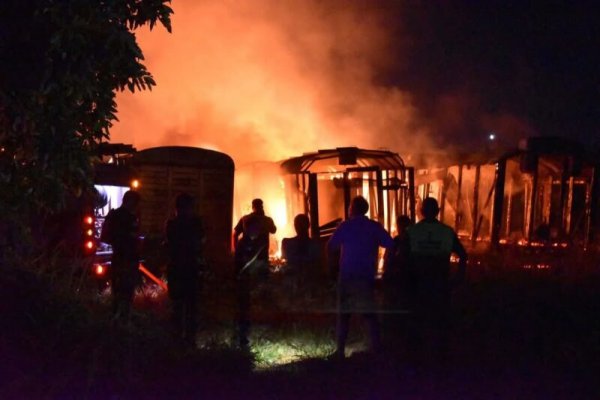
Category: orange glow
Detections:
[
  {"x1": 85, "y1": 240, "x2": 94, "y2": 250},
  {"x1": 131, "y1": 179, "x2": 140, "y2": 189},
  {"x1": 84, "y1": 216, "x2": 93, "y2": 225},
  {"x1": 86, "y1": 229, "x2": 94, "y2": 236},
  {"x1": 138, "y1": 264, "x2": 168, "y2": 291},
  {"x1": 112, "y1": 0, "x2": 432, "y2": 165},
  {"x1": 95, "y1": 265, "x2": 105, "y2": 275}
]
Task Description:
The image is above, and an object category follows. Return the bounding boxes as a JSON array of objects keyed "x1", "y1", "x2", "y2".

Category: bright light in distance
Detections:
[
  {"x1": 85, "y1": 241, "x2": 94, "y2": 249},
  {"x1": 84, "y1": 216, "x2": 93, "y2": 225},
  {"x1": 131, "y1": 179, "x2": 140, "y2": 189},
  {"x1": 95, "y1": 265, "x2": 105, "y2": 275},
  {"x1": 86, "y1": 229, "x2": 94, "y2": 236},
  {"x1": 488, "y1": 132, "x2": 496, "y2": 141}
]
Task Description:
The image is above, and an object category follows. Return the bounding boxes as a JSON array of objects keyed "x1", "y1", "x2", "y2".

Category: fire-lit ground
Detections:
[{"x1": 2, "y1": 260, "x2": 600, "y2": 399}]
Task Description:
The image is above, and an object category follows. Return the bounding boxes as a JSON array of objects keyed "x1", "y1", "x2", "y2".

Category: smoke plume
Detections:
[{"x1": 111, "y1": 0, "x2": 430, "y2": 164}]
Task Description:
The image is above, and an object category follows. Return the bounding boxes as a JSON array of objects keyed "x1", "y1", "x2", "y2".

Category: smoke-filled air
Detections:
[{"x1": 111, "y1": 0, "x2": 430, "y2": 164}]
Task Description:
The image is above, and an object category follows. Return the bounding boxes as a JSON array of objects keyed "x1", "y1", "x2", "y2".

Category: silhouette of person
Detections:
[
  {"x1": 232, "y1": 198, "x2": 277, "y2": 348},
  {"x1": 327, "y1": 196, "x2": 394, "y2": 360},
  {"x1": 281, "y1": 214, "x2": 320, "y2": 283},
  {"x1": 100, "y1": 190, "x2": 141, "y2": 318},
  {"x1": 382, "y1": 215, "x2": 412, "y2": 341},
  {"x1": 165, "y1": 193, "x2": 204, "y2": 345},
  {"x1": 407, "y1": 197, "x2": 467, "y2": 363}
]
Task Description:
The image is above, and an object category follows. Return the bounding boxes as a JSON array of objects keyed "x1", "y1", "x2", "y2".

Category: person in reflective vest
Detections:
[{"x1": 407, "y1": 197, "x2": 467, "y2": 363}]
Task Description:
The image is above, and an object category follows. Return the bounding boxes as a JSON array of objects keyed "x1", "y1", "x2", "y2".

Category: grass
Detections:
[{"x1": 2, "y1": 255, "x2": 600, "y2": 398}]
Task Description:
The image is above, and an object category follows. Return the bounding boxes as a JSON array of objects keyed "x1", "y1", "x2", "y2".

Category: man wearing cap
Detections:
[{"x1": 407, "y1": 197, "x2": 468, "y2": 363}]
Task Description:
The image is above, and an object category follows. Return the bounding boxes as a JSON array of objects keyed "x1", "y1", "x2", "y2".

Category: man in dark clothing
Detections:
[
  {"x1": 382, "y1": 215, "x2": 412, "y2": 342},
  {"x1": 100, "y1": 190, "x2": 141, "y2": 318},
  {"x1": 282, "y1": 214, "x2": 320, "y2": 281},
  {"x1": 165, "y1": 193, "x2": 205, "y2": 344},
  {"x1": 407, "y1": 197, "x2": 468, "y2": 363},
  {"x1": 232, "y1": 198, "x2": 276, "y2": 348},
  {"x1": 327, "y1": 196, "x2": 394, "y2": 360}
]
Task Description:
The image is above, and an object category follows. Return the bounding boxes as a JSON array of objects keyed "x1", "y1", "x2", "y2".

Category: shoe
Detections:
[{"x1": 326, "y1": 350, "x2": 345, "y2": 362}]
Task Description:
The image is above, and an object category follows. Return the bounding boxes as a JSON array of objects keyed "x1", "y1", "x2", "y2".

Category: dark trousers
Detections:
[
  {"x1": 236, "y1": 270, "x2": 252, "y2": 348},
  {"x1": 169, "y1": 271, "x2": 201, "y2": 342},
  {"x1": 171, "y1": 293, "x2": 199, "y2": 342},
  {"x1": 336, "y1": 280, "x2": 381, "y2": 353},
  {"x1": 407, "y1": 275, "x2": 451, "y2": 363},
  {"x1": 111, "y1": 259, "x2": 139, "y2": 319}
]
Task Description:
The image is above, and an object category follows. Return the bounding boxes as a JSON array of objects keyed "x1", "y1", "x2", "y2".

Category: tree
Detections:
[{"x1": 0, "y1": 0, "x2": 172, "y2": 259}]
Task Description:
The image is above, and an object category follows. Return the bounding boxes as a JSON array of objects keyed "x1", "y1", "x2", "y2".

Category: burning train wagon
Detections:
[
  {"x1": 89, "y1": 145, "x2": 234, "y2": 279},
  {"x1": 413, "y1": 137, "x2": 600, "y2": 266},
  {"x1": 280, "y1": 147, "x2": 416, "y2": 240}
]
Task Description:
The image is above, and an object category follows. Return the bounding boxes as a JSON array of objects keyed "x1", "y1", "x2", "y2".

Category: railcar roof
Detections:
[{"x1": 280, "y1": 147, "x2": 405, "y2": 173}]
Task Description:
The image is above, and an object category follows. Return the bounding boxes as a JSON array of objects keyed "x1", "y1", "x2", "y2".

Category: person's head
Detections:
[
  {"x1": 421, "y1": 197, "x2": 440, "y2": 220},
  {"x1": 175, "y1": 192, "x2": 194, "y2": 216},
  {"x1": 349, "y1": 196, "x2": 369, "y2": 217},
  {"x1": 122, "y1": 190, "x2": 141, "y2": 212},
  {"x1": 396, "y1": 215, "x2": 411, "y2": 233},
  {"x1": 293, "y1": 214, "x2": 310, "y2": 237},
  {"x1": 251, "y1": 198, "x2": 264, "y2": 214}
]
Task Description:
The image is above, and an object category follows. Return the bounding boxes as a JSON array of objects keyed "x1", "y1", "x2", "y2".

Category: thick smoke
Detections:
[{"x1": 111, "y1": 0, "x2": 430, "y2": 164}]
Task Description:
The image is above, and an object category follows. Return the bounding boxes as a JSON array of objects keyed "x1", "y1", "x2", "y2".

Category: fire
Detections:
[{"x1": 111, "y1": 0, "x2": 430, "y2": 165}]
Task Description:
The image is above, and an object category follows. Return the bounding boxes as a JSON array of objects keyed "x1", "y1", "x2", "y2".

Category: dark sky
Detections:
[{"x1": 376, "y1": 0, "x2": 600, "y2": 148}]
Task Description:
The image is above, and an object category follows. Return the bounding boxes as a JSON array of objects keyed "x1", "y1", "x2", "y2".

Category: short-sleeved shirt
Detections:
[
  {"x1": 281, "y1": 236, "x2": 320, "y2": 272},
  {"x1": 166, "y1": 215, "x2": 204, "y2": 273},
  {"x1": 407, "y1": 219, "x2": 465, "y2": 272},
  {"x1": 234, "y1": 211, "x2": 276, "y2": 262},
  {"x1": 328, "y1": 215, "x2": 394, "y2": 282}
]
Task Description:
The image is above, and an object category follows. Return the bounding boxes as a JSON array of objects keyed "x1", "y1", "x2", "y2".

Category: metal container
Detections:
[{"x1": 132, "y1": 146, "x2": 235, "y2": 269}]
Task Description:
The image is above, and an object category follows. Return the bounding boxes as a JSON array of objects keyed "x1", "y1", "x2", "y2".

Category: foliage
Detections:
[{"x1": 0, "y1": 0, "x2": 172, "y2": 257}]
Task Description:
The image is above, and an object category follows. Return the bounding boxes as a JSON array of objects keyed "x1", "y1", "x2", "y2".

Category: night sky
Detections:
[
  {"x1": 2, "y1": 1, "x2": 599, "y2": 152},
  {"x1": 377, "y1": 0, "x2": 600, "y2": 148}
]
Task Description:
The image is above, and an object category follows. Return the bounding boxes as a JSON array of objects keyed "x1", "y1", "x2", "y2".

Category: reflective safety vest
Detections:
[{"x1": 408, "y1": 219, "x2": 455, "y2": 258}]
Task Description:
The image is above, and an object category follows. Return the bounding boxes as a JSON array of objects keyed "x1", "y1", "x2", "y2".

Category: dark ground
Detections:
[{"x1": 1, "y1": 258, "x2": 599, "y2": 399}]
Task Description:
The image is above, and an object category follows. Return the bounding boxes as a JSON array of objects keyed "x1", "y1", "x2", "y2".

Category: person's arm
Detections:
[
  {"x1": 232, "y1": 218, "x2": 243, "y2": 251},
  {"x1": 378, "y1": 223, "x2": 395, "y2": 249},
  {"x1": 382, "y1": 244, "x2": 394, "y2": 277},
  {"x1": 327, "y1": 225, "x2": 344, "y2": 278},
  {"x1": 452, "y1": 233, "x2": 468, "y2": 283},
  {"x1": 327, "y1": 227, "x2": 342, "y2": 253},
  {"x1": 281, "y1": 238, "x2": 290, "y2": 260},
  {"x1": 267, "y1": 217, "x2": 277, "y2": 234}
]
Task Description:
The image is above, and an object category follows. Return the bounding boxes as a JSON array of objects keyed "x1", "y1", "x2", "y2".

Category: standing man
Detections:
[
  {"x1": 407, "y1": 197, "x2": 467, "y2": 363},
  {"x1": 232, "y1": 198, "x2": 277, "y2": 348},
  {"x1": 165, "y1": 193, "x2": 205, "y2": 345},
  {"x1": 327, "y1": 196, "x2": 394, "y2": 360},
  {"x1": 382, "y1": 215, "x2": 413, "y2": 343},
  {"x1": 101, "y1": 190, "x2": 142, "y2": 319}
]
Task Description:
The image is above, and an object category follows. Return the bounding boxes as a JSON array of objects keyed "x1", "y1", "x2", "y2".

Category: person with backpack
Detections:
[{"x1": 232, "y1": 198, "x2": 276, "y2": 349}]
